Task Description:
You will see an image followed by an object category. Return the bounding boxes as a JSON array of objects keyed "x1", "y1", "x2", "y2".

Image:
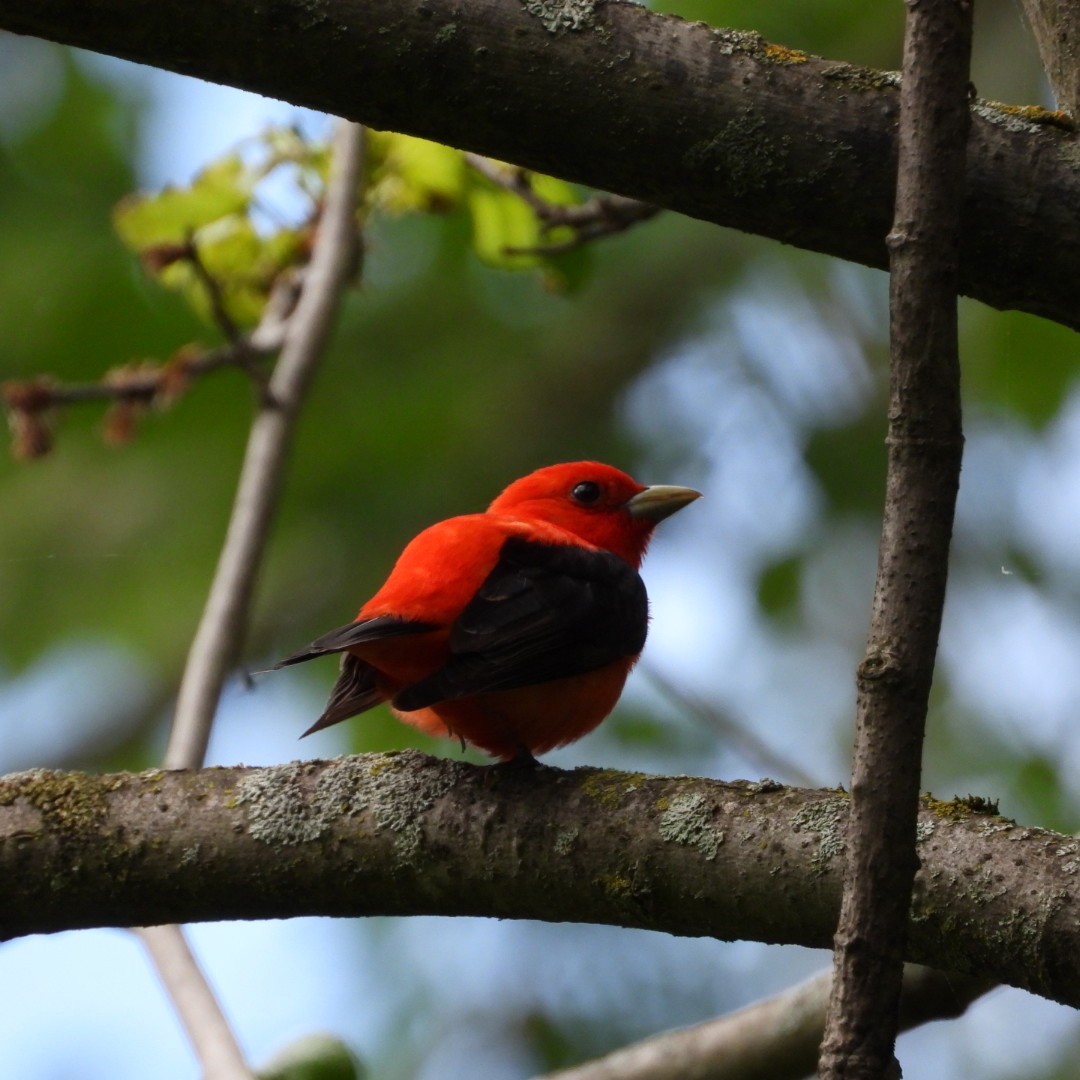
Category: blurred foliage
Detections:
[
  {"x1": 0, "y1": 47, "x2": 746, "y2": 769},
  {"x1": 3, "y1": 2, "x2": 1080, "y2": 1077},
  {"x1": 110, "y1": 126, "x2": 587, "y2": 331}
]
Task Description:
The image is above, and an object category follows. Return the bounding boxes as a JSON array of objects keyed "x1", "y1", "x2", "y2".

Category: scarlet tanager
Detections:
[{"x1": 273, "y1": 462, "x2": 700, "y2": 761}]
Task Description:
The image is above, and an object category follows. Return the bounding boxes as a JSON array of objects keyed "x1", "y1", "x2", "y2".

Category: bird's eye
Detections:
[{"x1": 571, "y1": 481, "x2": 603, "y2": 506}]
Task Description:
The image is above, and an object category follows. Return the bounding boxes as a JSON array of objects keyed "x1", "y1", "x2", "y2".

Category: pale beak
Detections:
[{"x1": 625, "y1": 484, "x2": 702, "y2": 522}]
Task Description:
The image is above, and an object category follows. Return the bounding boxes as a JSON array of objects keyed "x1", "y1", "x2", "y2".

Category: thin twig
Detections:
[
  {"x1": 538, "y1": 964, "x2": 991, "y2": 1080},
  {"x1": 186, "y1": 235, "x2": 243, "y2": 344},
  {"x1": 464, "y1": 152, "x2": 659, "y2": 255},
  {"x1": 163, "y1": 120, "x2": 365, "y2": 769},
  {"x1": 1, "y1": 208, "x2": 302, "y2": 456},
  {"x1": 136, "y1": 120, "x2": 365, "y2": 1080},
  {"x1": 1, "y1": 334, "x2": 284, "y2": 461},
  {"x1": 2, "y1": 340, "x2": 269, "y2": 408},
  {"x1": 136, "y1": 926, "x2": 252, "y2": 1080},
  {"x1": 639, "y1": 665, "x2": 818, "y2": 787},
  {"x1": 818, "y1": 2, "x2": 972, "y2": 1078}
]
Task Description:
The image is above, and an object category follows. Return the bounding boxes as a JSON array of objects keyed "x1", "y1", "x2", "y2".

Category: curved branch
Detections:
[
  {"x1": 1, "y1": 0, "x2": 1079, "y2": 329},
  {"x1": 2, "y1": 754, "x2": 1078, "y2": 1007},
  {"x1": 539, "y1": 964, "x2": 991, "y2": 1080}
]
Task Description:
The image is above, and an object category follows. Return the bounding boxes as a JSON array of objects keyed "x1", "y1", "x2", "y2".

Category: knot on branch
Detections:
[{"x1": 856, "y1": 643, "x2": 904, "y2": 684}]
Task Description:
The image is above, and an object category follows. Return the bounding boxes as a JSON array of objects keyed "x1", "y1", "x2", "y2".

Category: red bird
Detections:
[{"x1": 273, "y1": 462, "x2": 700, "y2": 761}]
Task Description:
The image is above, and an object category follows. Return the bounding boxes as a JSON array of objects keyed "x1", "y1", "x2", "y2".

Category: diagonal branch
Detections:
[
  {"x1": 163, "y1": 120, "x2": 365, "y2": 769},
  {"x1": 134, "y1": 924, "x2": 252, "y2": 1080},
  {"x1": 640, "y1": 666, "x2": 818, "y2": 788},
  {"x1": 139, "y1": 120, "x2": 365, "y2": 1080},
  {"x1": 819, "y1": 2, "x2": 972, "y2": 1077},
  {"x1": 2, "y1": 755, "x2": 1079, "y2": 1008},
  {"x1": 538, "y1": 964, "x2": 991, "y2": 1080},
  {"x1": 464, "y1": 153, "x2": 660, "y2": 255},
  {"x1": 2, "y1": 0, "x2": 1078, "y2": 328}
]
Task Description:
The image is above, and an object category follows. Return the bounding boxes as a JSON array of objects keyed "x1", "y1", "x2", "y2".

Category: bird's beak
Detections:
[{"x1": 625, "y1": 484, "x2": 702, "y2": 522}]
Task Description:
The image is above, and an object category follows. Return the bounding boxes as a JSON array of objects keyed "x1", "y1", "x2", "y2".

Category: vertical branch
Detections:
[
  {"x1": 163, "y1": 121, "x2": 366, "y2": 770},
  {"x1": 137, "y1": 120, "x2": 366, "y2": 1080},
  {"x1": 818, "y1": 3, "x2": 972, "y2": 1079}
]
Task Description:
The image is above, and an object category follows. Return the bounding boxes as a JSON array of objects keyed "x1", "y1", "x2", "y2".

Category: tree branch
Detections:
[
  {"x1": 1, "y1": 341, "x2": 270, "y2": 460},
  {"x1": 134, "y1": 925, "x2": 252, "y2": 1080},
  {"x1": 138, "y1": 121, "x2": 365, "y2": 1079},
  {"x1": 1019, "y1": 0, "x2": 1080, "y2": 115},
  {"x1": 819, "y1": 2, "x2": 972, "y2": 1077},
  {"x1": 538, "y1": 964, "x2": 990, "y2": 1080},
  {"x1": 2, "y1": 754, "x2": 1078, "y2": 1007},
  {"x1": 163, "y1": 121, "x2": 365, "y2": 769},
  {"x1": 464, "y1": 153, "x2": 659, "y2": 255},
  {"x1": 2, "y1": 0, "x2": 1079, "y2": 329}
]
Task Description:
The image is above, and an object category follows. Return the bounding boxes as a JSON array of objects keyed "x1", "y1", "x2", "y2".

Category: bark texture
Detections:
[
  {"x1": 2, "y1": 753, "x2": 1079, "y2": 1008},
  {"x1": 1020, "y1": 0, "x2": 1080, "y2": 114},
  {"x1": 819, "y1": 2, "x2": 972, "y2": 1078},
  {"x1": 1, "y1": 0, "x2": 1079, "y2": 328}
]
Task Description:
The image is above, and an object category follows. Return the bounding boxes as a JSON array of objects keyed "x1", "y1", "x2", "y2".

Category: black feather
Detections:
[
  {"x1": 393, "y1": 538, "x2": 647, "y2": 711},
  {"x1": 272, "y1": 615, "x2": 438, "y2": 669},
  {"x1": 301, "y1": 652, "x2": 385, "y2": 737}
]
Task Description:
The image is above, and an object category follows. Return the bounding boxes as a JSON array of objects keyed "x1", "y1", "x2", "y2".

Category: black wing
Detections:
[
  {"x1": 270, "y1": 615, "x2": 437, "y2": 669},
  {"x1": 393, "y1": 537, "x2": 647, "y2": 711},
  {"x1": 269, "y1": 615, "x2": 438, "y2": 737}
]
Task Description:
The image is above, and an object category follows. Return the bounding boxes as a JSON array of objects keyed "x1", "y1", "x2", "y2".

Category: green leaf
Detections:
[
  {"x1": 467, "y1": 185, "x2": 544, "y2": 269},
  {"x1": 113, "y1": 155, "x2": 253, "y2": 248},
  {"x1": 530, "y1": 171, "x2": 579, "y2": 208},
  {"x1": 155, "y1": 215, "x2": 268, "y2": 328},
  {"x1": 192, "y1": 215, "x2": 262, "y2": 278},
  {"x1": 368, "y1": 133, "x2": 467, "y2": 213}
]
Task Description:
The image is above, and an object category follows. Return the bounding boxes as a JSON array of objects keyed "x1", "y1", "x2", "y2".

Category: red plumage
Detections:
[{"x1": 273, "y1": 462, "x2": 699, "y2": 760}]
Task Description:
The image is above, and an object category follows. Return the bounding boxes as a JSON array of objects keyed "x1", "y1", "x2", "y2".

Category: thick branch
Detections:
[
  {"x1": 2, "y1": 754, "x2": 1078, "y2": 1007},
  {"x1": 1, "y1": 0, "x2": 1079, "y2": 328}
]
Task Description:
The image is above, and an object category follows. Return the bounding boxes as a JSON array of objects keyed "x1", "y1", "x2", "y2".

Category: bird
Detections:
[{"x1": 271, "y1": 461, "x2": 700, "y2": 761}]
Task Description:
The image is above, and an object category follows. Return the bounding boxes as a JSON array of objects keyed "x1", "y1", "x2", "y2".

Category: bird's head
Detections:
[{"x1": 487, "y1": 461, "x2": 701, "y2": 568}]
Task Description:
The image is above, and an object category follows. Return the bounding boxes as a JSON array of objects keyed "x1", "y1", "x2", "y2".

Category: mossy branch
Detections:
[
  {"x1": 2, "y1": 751, "x2": 1078, "y2": 1008},
  {"x1": 2, "y1": 0, "x2": 1080, "y2": 329}
]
